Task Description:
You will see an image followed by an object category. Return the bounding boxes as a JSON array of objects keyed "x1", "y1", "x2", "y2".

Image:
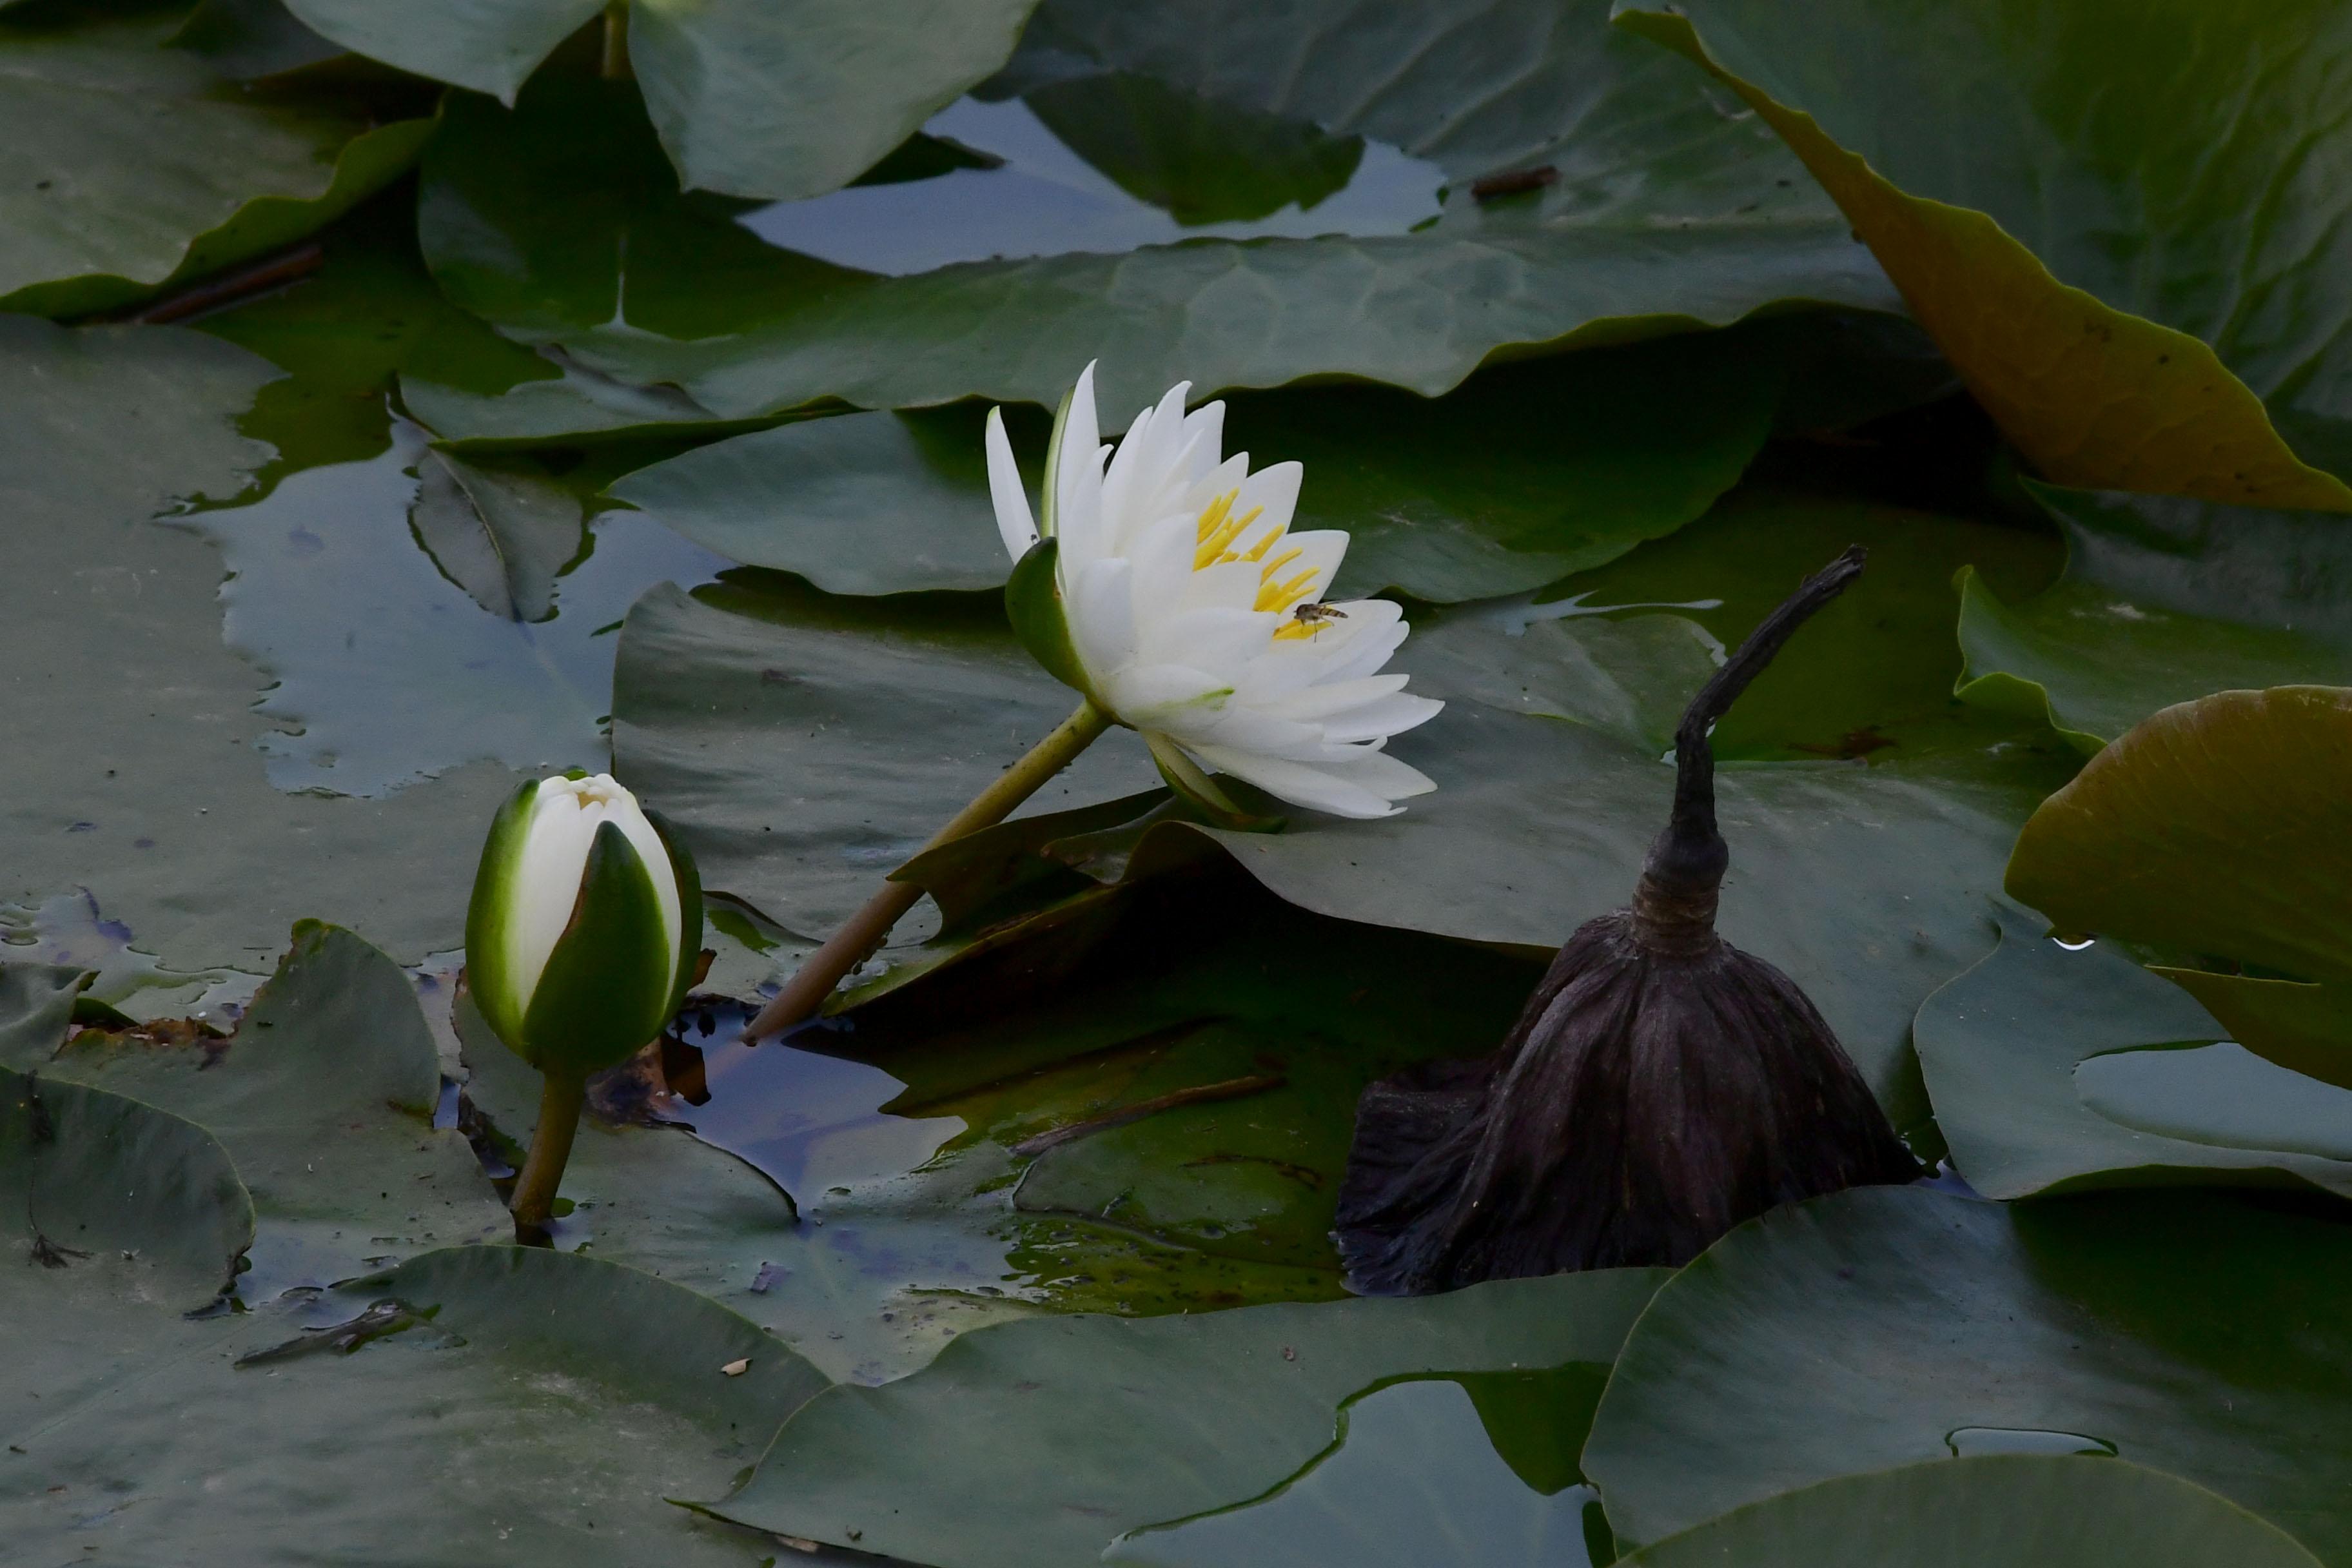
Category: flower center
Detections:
[{"x1": 1192, "y1": 488, "x2": 1329, "y2": 637}]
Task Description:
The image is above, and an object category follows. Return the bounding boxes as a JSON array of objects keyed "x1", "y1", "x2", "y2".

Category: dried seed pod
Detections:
[{"x1": 1335, "y1": 547, "x2": 1921, "y2": 1293}]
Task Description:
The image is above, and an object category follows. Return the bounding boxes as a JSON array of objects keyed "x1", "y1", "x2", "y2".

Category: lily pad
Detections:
[
  {"x1": 2004, "y1": 686, "x2": 2352, "y2": 1087},
  {"x1": 1613, "y1": 0, "x2": 2352, "y2": 506},
  {"x1": 285, "y1": 0, "x2": 1039, "y2": 200},
  {"x1": 5, "y1": 1242, "x2": 830, "y2": 1565},
  {"x1": 5, "y1": 923, "x2": 510, "y2": 1295},
  {"x1": 611, "y1": 323, "x2": 1808, "y2": 604},
  {"x1": 703, "y1": 1266, "x2": 1666, "y2": 1566},
  {"x1": 1912, "y1": 910, "x2": 2352, "y2": 1199},
  {"x1": 1618, "y1": 1456, "x2": 2323, "y2": 1568},
  {"x1": 415, "y1": 21, "x2": 1895, "y2": 428},
  {"x1": 1581, "y1": 1184, "x2": 2352, "y2": 1560},
  {"x1": 1104, "y1": 1375, "x2": 1607, "y2": 1568},
  {"x1": 1956, "y1": 483, "x2": 2352, "y2": 750},
  {"x1": 0, "y1": 9, "x2": 431, "y2": 317}
]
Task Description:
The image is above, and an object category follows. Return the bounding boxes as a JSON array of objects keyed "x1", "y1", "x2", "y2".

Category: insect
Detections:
[{"x1": 1290, "y1": 602, "x2": 1348, "y2": 627}]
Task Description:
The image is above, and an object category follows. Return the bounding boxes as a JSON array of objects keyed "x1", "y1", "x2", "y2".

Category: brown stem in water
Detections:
[
  {"x1": 1634, "y1": 546, "x2": 1867, "y2": 950},
  {"x1": 745, "y1": 698, "x2": 1113, "y2": 1041},
  {"x1": 115, "y1": 242, "x2": 324, "y2": 326},
  {"x1": 509, "y1": 1068, "x2": 588, "y2": 1231}
]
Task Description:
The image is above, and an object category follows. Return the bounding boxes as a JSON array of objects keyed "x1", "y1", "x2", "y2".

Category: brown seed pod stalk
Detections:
[{"x1": 1335, "y1": 547, "x2": 1921, "y2": 1293}]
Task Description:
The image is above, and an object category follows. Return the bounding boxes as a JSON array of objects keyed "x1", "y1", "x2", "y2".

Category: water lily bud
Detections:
[{"x1": 465, "y1": 772, "x2": 702, "y2": 1079}]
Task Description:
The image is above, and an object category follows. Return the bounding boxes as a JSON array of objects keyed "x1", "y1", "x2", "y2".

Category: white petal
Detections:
[
  {"x1": 1054, "y1": 362, "x2": 1104, "y2": 564},
  {"x1": 1066, "y1": 555, "x2": 1138, "y2": 686},
  {"x1": 1309, "y1": 692, "x2": 1446, "y2": 744},
  {"x1": 1101, "y1": 663, "x2": 1237, "y2": 729},
  {"x1": 1174, "y1": 400, "x2": 1226, "y2": 484},
  {"x1": 1137, "y1": 605, "x2": 1275, "y2": 674},
  {"x1": 1251, "y1": 526, "x2": 1346, "y2": 609},
  {"x1": 1228, "y1": 462, "x2": 1304, "y2": 562},
  {"x1": 1184, "y1": 743, "x2": 1403, "y2": 819},
  {"x1": 984, "y1": 407, "x2": 1038, "y2": 562},
  {"x1": 507, "y1": 773, "x2": 681, "y2": 1007}
]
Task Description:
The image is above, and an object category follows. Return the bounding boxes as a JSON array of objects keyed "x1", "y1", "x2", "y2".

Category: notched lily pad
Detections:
[
  {"x1": 1956, "y1": 483, "x2": 2352, "y2": 750},
  {"x1": 1582, "y1": 1184, "x2": 2352, "y2": 1559},
  {"x1": 1912, "y1": 910, "x2": 2352, "y2": 1200}
]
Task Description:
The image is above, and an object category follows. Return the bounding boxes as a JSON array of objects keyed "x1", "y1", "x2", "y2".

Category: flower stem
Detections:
[
  {"x1": 509, "y1": 1068, "x2": 589, "y2": 1232},
  {"x1": 746, "y1": 698, "x2": 1112, "y2": 1041},
  {"x1": 600, "y1": 1, "x2": 629, "y2": 79}
]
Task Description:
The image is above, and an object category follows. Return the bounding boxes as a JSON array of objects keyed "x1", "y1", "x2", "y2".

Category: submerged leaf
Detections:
[{"x1": 409, "y1": 449, "x2": 587, "y2": 622}]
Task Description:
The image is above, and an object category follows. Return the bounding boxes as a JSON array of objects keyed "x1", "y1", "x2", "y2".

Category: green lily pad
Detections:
[
  {"x1": 2004, "y1": 685, "x2": 2352, "y2": 1086},
  {"x1": 171, "y1": 0, "x2": 347, "y2": 82},
  {"x1": 1612, "y1": 0, "x2": 2352, "y2": 507},
  {"x1": 1955, "y1": 484, "x2": 2352, "y2": 750},
  {"x1": 703, "y1": 1266, "x2": 1666, "y2": 1565},
  {"x1": 0, "y1": 10, "x2": 431, "y2": 317},
  {"x1": 415, "y1": 17, "x2": 1895, "y2": 429},
  {"x1": 1913, "y1": 910, "x2": 2352, "y2": 1199},
  {"x1": 1104, "y1": 1375, "x2": 1607, "y2": 1568},
  {"x1": 1582, "y1": 1184, "x2": 2352, "y2": 1560},
  {"x1": 0, "y1": 316, "x2": 532, "y2": 970},
  {"x1": 5, "y1": 924, "x2": 510, "y2": 1295},
  {"x1": 1618, "y1": 1456, "x2": 2323, "y2": 1568},
  {"x1": 284, "y1": 0, "x2": 1038, "y2": 200},
  {"x1": 5, "y1": 1242, "x2": 829, "y2": 1564},
  {"x1": 611, "y1": 322, "x2": 1810, "y2": 604}
]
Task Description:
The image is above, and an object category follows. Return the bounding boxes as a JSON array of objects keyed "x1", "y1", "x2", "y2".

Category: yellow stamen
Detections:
[
  {"x1": 1237, "y1": 526, "x2": 1284, "y2": 564},
  {"x1": 1271, "y1": 620, "x2": 1330, "y2": 641},
  {"x1": 1193, "y1": 491, "x2": 1263, "y2": 570},
  {"x1": 1255, "y1": 558, "x2": 1320, "y2": 614}
]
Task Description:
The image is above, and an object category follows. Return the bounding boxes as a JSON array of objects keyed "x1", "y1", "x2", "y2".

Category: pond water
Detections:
[{"x1": 738, "y1": 95, "x2": 1447, "y2": 275}]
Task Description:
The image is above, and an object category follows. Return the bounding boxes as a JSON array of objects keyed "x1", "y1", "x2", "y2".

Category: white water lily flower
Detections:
[
  {"x1": 466, "y1": 772, "x2": 701, "y2": 1077},
  {"x1": 986, "y1": 364, "x2": 1442, "y2": 819}
]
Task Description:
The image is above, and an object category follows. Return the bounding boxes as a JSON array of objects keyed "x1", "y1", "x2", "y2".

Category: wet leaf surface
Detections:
[
  {"x1": 1104, "y1": 1375, "x2": 1607, "y2": 1568},
  {"x1": 706, "y1": 1266, "x2": 1665, "y2": 1566},
  {"x1": 1914, "y1": 910, "x2": 2352, "y2": 1199},
  {"x1": 3, "y1": 925, "x2": 509, "y2": 1293},
  {"x1": 1583, "y1": 1185, "x2": 2352, "y2": 1560},
  {"x1": 1617, "y1": 1456, "x2": 2323, "y2": 1568}
]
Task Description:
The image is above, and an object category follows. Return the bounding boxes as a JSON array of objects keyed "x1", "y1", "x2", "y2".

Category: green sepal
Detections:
[
  {"x1": 1145, "y1": 732, "x2": 1286, "y2": 834},
  {"x1": 516, "y1": 819, "x2": 676, "y2": 1077},
  {"x1": 1006, "y1": 537, "x2": 1093, "y2": 698},
  {"x1": 644, "y1": 805, "x2": 704, "y2": 1013},
  {"x1": 1038, "y1": 380, "x2": 1075, "y2": 540},
  {"x1": 462, "y1": 775, "x2": 542, "y2": 1055}
]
